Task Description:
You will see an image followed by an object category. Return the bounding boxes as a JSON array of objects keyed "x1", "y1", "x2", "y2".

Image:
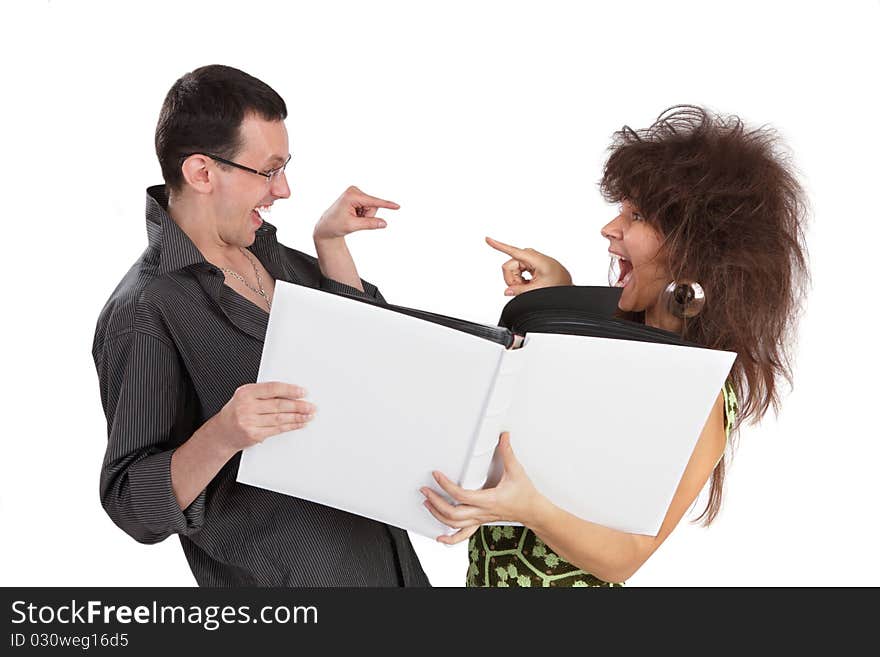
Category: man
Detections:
[{"x1": 93, "y1": 64, "x2": 429, "y2": 586}]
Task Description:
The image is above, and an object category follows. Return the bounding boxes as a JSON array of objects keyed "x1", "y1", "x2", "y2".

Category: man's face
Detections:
[{"x1": 209, "y1": 114, "x2": 291, "y2": 247}]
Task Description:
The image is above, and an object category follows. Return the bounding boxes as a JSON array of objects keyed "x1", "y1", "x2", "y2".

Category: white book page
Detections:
[
  {"x1": 236, "y1": 282, "x2": 506, "y2": 538},
  {"x1": 500, "y1": 332, "x2": 736, "y2": 536}
]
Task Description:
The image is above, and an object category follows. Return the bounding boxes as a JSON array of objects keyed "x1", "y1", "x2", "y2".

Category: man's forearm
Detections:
[
  {"x1": 170, "y1": 416, "x2": 238, "y2": 511},
  {"x1": 314, "y1": 237, "x2": 365, "y2": 292}
]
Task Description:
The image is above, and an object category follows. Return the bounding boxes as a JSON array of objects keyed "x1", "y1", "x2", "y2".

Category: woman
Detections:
[{"x1": 419, "y1": 105, "x2": 809, "y2": 586}]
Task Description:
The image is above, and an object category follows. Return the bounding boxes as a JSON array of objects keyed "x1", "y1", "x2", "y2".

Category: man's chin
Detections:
[
  {"x1": 243, "y1": 222, "x2": 260, "y2": 246},
  {"x1": 250, "y1": 208, "x2": 264, "y2": 230}
]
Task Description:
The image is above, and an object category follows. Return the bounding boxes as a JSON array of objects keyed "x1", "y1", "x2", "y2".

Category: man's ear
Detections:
[{"x1": 180, "y1": 154, "x2": 213, "y2": 193}]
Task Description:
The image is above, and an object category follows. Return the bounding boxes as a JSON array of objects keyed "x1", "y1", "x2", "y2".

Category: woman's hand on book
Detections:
[
  {"x1": 485, "y1": 237, "x2": 573, "y2": 296},
  {"x1": 420, "y1": 432, "x2": 549, "y2": 545}
]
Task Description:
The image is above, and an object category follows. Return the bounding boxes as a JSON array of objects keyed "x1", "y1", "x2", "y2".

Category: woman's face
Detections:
[{"x1": 602, "y1": 200, "x2": 670, "y2": 314}]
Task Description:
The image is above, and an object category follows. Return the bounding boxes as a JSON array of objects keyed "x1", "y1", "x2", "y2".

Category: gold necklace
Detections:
[{"x1": 219, "y1": 248, "x2": 272, "y2": 311}]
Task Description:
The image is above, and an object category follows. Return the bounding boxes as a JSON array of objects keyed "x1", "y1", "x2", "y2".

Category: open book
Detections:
[{"x1": 236, "y1": 282, "x2": 736, "y2": 538}]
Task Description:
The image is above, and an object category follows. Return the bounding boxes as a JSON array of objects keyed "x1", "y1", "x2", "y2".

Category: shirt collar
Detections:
[{"x1": 145, "y1": 184, "x2": 287, "y2": 280}]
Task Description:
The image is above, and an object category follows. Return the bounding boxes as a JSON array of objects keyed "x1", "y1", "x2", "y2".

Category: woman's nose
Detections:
[{"x1": 601, "y1": 216, "x2": 623, "y2": 240}]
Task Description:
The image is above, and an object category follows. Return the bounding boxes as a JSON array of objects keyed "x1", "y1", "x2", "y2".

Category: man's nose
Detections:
[{"x1": 272, "y1": 170, "x2": 291, "y2": 199}]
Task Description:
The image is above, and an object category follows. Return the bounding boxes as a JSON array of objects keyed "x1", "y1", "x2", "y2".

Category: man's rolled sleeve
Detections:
[
  {"x1": 319, "y1": 274, "x2": 386, "y2": 303},
  {"x1": 97, "y1": 330, "x2": 206, "y2": 544}
]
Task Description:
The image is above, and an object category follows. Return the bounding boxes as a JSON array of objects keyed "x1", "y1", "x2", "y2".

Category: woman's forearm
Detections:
[
  {"x1": 313, "y1": 236, "x2": 364, "y2": 292},
  {"x1": 522, "y1": 394, "x2": 727, "y2": 583},
  {"x1": 526, "y1": 497, "x2": 654, "y2": 583}
]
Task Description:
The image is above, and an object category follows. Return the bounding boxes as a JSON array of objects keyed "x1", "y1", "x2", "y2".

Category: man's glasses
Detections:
[{"x1": 182, "y1": 152, "x2": 292, "y2": 184}]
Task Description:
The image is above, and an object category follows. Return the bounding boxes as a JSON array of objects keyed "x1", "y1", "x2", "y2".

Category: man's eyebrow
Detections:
[{"x1": 264, "y1": 154, "x2": 289, "y2": 166}]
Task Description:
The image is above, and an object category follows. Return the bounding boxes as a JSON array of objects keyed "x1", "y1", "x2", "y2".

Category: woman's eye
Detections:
[{"x1": 632, "y1": 212, "x2": 643, "y2": 222}]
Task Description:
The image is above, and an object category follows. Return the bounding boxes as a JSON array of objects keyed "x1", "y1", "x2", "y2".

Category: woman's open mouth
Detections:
[{"x1": 609, "y1": 253, "x2": 633, "y2": 288}]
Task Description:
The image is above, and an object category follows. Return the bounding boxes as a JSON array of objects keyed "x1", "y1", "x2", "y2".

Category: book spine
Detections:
[{"x1": 459, "y1": 347, "x2": 525, "y2": 490}]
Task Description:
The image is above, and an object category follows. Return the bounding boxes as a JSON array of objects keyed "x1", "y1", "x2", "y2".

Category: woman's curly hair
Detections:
[{"x1": 600, "y1": 105, "x2": 810, "y2": 525}]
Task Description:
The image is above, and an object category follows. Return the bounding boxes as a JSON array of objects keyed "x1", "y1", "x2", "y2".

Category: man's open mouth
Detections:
[{"x1": 253, "y1": 204, "x2": 273, "y2": 220}]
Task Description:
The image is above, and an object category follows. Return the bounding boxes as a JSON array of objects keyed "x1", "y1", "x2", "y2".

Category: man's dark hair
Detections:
[{"x1": 155, "y1": 65, "x2": 288, "y2": 193}]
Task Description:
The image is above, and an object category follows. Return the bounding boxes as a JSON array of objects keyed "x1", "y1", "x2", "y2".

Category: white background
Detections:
[{"x1": 2, "y1": 0, "x2": 878, "y2": 586}]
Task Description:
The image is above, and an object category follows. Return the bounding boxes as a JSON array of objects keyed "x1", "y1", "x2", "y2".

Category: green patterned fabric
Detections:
[
  {"x1": 721, "y1": 379, "x2": 737, "y2": 437},
  {"x1": 466, "y1": 381, "x2": 738, "y2": 587},
  {"x1": 467, "y1": 524, "x2": 621, "y2": 587}
]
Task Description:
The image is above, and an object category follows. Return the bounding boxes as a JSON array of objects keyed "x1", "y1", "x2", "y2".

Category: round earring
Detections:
[{"x1": 661, "y1": 280, "x2": 705, "y2": 318}]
